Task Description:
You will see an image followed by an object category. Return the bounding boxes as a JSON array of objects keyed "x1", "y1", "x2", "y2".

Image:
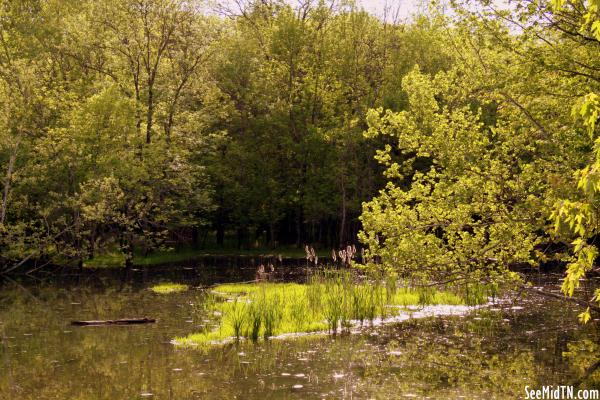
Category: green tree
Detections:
[
  {"x1": 546, "y1": 0, "x2": 600, "y2": 321},
  {"x1": 359, "y1": 14, "x2": 590, "y2": 298}
]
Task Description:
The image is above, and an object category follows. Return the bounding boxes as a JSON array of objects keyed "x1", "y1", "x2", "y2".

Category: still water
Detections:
[{"x1": 0, "y1": 264, "x2": 598, "y2": 399}]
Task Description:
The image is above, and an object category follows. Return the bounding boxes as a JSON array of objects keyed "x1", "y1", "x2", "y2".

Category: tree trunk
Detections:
[
  {"x1": 339, "y1": 175, "x2": 346, "y2": 247},
  {"x1": 237, "y1": 227, "x2": 244, "y2": 250},
  {"x1": 216, "y1": 224, "x2": 225, "y2": 247},
  {"x1": 1, "y1": 137, "x2": 20, "y2": 225},
  {"x1": 191, "y1": 226, "x2": 200, "y2": 249},
  {"x1": 120, "y1": 232, "x2": 134, "y2": 269},
  {"x1": 268, "y1": 222, "x2": 276, "y2": 247},
  {"x1": 296, "y1": 207, "x2": 303, "y2": 247},
  {"x1": 146, "y1": 84, "x2": 154, "y2": 144}
]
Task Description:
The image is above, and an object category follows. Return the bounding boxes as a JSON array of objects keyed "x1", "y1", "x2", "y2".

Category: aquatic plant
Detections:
[
  {"x1": 246, "y1": 300, "x2": 262, "y2": 342},
  {"x1": 150, "y1": 283, "x2": 189, "y2": 294},
  {"x1": 173, "y1": 272, "x2": 483, "y2": 347},
  {"x1": 289, "y1": 295, "x2": 308, "y2": 331},
  {"x1": 305, "y1": 276, "x2": 323, "y2": 314},
  {"x1": 226, "y1": 298, "x2": 248, "y2": 340},
  {"x1": 385, "y1": 273, "x2": 398, "y2": 301},
  {"x1": 463, "y1": 282, "x2": 496, "y2": 306},
  {"x1": 262, "y1": 292, "x2": 282, "y2": 338},
  {"x1": 350, "y1": 284, "x2": 369, "y2": 326},
  {"x1": 418, "y1": 287, "x2": 436, "y2": 306},
  {"x1": 324, "y1": 283, "x2": 343, "y2": 333}
]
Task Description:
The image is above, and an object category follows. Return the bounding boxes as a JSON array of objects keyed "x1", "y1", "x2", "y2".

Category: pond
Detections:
[{"x1": 0, "y1": 264, "x2": 598, "y2": 399}]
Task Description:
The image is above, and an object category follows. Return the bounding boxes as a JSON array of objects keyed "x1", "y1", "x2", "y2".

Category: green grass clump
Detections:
[
  {"x1": 175, "y1": 283, "x2": 329, "y2": 347},
  {"x1": 83, "y1": 252, "x2": 126, "y2": 268},
  {"x1": 212, "y1": 283, "x2": 263, "y2": 295},
  {"x1": 174, "y1": 272, "x2": 489, "y2": 348},
  {"x1": 464, "y1": 282, "x2": 498, "y2": 306},
  {"x1": 150, "y1": 283, "x2": 189, "y2": 294}
]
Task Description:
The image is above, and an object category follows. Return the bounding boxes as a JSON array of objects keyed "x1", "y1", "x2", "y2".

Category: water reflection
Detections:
[{"x1": 0, "y1": 275, "x2": 598, "y2": 399}]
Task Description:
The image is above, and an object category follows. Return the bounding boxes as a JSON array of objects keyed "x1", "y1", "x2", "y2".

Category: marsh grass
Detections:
[
  {"x1": 174, "y1": 272, "x2": 492, "y2": 347},
  {"x1": 150, "y1": 283, "x2": 189, "y2": 294},
  {"x1": 228, "y1": 298, "x2": 248, "y2": 339},
  {"x1": 464, "y1": 282, "x2": 498, "y2": 306},
  {"x1": 246, "y1": 299, "x2": 262, "y2": 341},
  {"x1": 262, "y1": 292, "x2": 282, "y2": 338},
  {"x1": 418, "y1": 287, "x2": 436, "y2": 306}
]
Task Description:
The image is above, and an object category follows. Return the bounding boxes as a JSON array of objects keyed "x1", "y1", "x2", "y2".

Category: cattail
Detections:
[
  {"x1": 305, "y1": 245, "x2": 315, "y2": 263},
  {"x1": 339, "y1": 250, "x2": 347, "y2": 265},
  {"x1": 346, "y1": 245, "x2": 356, "y2": 260},
  {"x1": 256, "y1": 264, "x2": 265, "y2": 281}
]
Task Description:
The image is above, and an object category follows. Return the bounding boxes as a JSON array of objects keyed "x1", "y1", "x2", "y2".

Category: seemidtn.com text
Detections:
[{"x1": 525, "y1": 386, "x2": 599, "y2": 400}]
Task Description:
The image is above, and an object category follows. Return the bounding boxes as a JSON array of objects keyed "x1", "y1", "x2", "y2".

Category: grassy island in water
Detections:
[{"x1": 173, "y1": 272, "x2": 495, "y2": 347}]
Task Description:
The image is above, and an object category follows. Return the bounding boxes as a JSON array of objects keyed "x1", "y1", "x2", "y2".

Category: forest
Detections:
[
  {"x1": 1, "y1": 0, "x2": 599, "y2": 311},
  {"x1": 0, "y1": 0, "x2": 599, "y2": 398}
]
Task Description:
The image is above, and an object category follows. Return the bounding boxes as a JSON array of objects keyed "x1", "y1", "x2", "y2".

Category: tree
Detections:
[
  {"x1": 546, "y1": 0, "x2": 600, "y2": 321},
  {"x1": 0, "y1": 0, "x2": 218, "y2": 270},
  {"x1": 359, "y1": 13, "x2": 591, "y2": 299}
]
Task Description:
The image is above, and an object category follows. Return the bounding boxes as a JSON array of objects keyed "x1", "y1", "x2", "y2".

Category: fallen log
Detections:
[
  {"x1": 71, "y1": 318, "x2": 156, "y2": 326},
  {"x1": 522, "y1": 285, "x2": 600, "y2": 313}
]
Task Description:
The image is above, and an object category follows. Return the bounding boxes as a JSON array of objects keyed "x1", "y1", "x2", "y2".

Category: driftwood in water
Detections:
[
  {"x1": 71, "y1": 317, "x2": 156, "y2": 326},
  {"x1": 522, "y1": 285, "x2": 600, "y2": 313}
]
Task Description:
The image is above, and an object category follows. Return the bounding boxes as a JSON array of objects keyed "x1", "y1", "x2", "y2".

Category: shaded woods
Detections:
[
  {"x1": 0, "y1": 0, "x2": 450, "y2": 270},
  {"x1": 0, "y1": 0, "x2": 599, "y2": 319}
]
